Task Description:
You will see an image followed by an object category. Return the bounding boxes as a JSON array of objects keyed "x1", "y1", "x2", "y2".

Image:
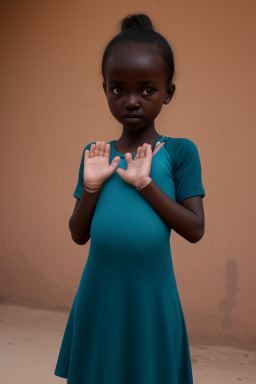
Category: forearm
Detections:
[
  {"x1": 69, "y1": 186, "x2": 102, "y2": 245},
  {"x1": 136, "y1": 178, "x2": 203, "y2": 243}
]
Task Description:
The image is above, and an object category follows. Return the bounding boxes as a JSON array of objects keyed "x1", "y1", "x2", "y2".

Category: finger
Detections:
[
  {"x1": 137, "y1": 145, "x2": 142, "y2": 157},
  {"x1": 145, "y1": 143, "x2": 153, "y2": 157},
  {"x1": 143, "y1": 143, "x2": 150, "y2": 157},
  {"x1": 125, "y1": 152, "x2": 133, "y2": 164},
  {"x1": 139, "y1": 143, "x2": 147, "y2": 158},
  {"x1": 152, "y1": 141, "x2": 164, "y2": 155},
  {"x1": 84, "y1": 149, "x2": 90, "y2": 160},
  {"x1": 104, "y1": 143, "x2": 111, "y2": 158},
  {"x1": 94, "y1": 141, "x2": 102, "y2": 156},
  {"x1": 153, "y1": 142, "x2": 161, "y2": 153},
  {"x1": 89, "y1": 143, "x2": 96, "y2": 157},
  {"x1": 99, "y1": 141, "x2": 106, "y2": 156},
  {"x1": 115, "y1": 166, "x2": 126, "y2": 178},
  {"x1": 110, "y1": 156, "x2": 120, "y2": 167},
  {"x1": 152, "y1": 142, "x2": 159, "y2": 151}
]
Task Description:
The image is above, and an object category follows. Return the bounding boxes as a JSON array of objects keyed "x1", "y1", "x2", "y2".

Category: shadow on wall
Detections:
[{"x1": 219, "y1": 259, "x2": 239, "y2": 330}]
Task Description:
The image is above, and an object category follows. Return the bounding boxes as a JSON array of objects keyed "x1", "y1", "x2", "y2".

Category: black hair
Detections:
[{"x1": 102, "y1": 14, "x2": 175, "y2": 86}]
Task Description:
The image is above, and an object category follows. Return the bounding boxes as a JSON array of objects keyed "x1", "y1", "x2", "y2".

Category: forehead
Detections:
[{"x1": 104, "y1": 42, "x2": 167, "y2": 82}]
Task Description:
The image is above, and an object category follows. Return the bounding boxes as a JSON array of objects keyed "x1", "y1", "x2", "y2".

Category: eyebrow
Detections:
[{"x1": 109, "y1": 80, "x2": 156, "y2": 85}]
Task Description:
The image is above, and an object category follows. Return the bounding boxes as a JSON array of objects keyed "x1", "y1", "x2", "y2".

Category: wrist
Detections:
[
  {"x1": 134, "y1": 177, "x2": 152, "y2": 190},
  {"x1": 82, "y1": 181, "x2": 103, "y2": 193}
]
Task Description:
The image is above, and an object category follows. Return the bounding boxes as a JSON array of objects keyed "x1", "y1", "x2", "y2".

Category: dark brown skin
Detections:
[
  {"x1": 69, "y1": 188, "x2": 101, "y2": 245},
  {"x1": 69, "y1": 42, "x2": 205, "y2": 245}
]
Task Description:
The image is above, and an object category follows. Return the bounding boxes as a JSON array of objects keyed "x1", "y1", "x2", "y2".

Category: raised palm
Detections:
[
  {"x1": 83, "y1": 141, "x2": 120, "y2": 188},
  {"x1": 115, "y1": 141, "x2": 164, "y2": 187}
]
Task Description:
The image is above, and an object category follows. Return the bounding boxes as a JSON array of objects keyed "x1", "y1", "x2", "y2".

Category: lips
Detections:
[{"x1": 123, "y1": 115, "x2": 142, "y2": 118}]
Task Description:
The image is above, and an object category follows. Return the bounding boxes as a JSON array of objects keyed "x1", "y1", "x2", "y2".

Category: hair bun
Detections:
[{"x1": 121, "y1": 14, "x2": 154, "y2": 33}]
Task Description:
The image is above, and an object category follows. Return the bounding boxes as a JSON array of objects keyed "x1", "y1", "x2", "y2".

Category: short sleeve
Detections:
[
  {"x1": 73, "y1": 142, "x2": 96, "y2": 199},
  {"x1": 173, "y1": 138, "x2": 206, "y2": 204}
]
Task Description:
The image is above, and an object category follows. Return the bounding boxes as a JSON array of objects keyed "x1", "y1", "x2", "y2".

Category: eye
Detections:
[
  {"x1": 142, "y1": 87, "x2": 155, "y2": 95},
  {"x1": 112, "y1": 87, "x2": 123, "y2": 95}
]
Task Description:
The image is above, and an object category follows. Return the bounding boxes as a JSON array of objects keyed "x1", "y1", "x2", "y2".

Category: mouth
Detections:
[{"x1": 123, "y1": 115, "x2": 142, "y2": 119}]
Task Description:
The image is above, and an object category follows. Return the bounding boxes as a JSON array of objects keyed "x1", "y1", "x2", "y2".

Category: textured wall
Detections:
[{"x1": 1, "y1": 0, "x2": 256, "y2": 349}]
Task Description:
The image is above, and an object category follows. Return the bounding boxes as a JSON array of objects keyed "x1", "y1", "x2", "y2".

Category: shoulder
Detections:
[
  {"x1": 165, "y1": 137, "x2": 199, "y2": 152},
  {"x1": 164, "y1": 137, "x2": 200, "y2": 169}
]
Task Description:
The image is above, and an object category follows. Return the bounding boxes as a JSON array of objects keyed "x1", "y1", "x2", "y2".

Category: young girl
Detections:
[{"x1": 54, "y1": 13, "x2": 205, "y2": 384}]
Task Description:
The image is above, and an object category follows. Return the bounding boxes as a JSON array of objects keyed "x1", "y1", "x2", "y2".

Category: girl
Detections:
[{"x1": 54, "y1": 13, "x2": 205, "y2": 384}]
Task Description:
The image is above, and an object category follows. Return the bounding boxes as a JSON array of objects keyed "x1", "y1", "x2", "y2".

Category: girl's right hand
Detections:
[{"x1": 83, "y1": 141, "x2": 120, "y2": 189}]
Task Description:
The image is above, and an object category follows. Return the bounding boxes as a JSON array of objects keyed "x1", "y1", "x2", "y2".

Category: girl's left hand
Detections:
[{"x1": 115, "y1": 141, "x2": 164, "y2": 189}]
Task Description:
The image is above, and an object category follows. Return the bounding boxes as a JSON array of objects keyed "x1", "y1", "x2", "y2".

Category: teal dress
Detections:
[{"x1": 54, "y1": 135, "x2": 206, "y2": 384}]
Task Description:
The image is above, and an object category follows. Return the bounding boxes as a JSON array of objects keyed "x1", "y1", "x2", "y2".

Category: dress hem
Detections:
[
  {"x1": 54, "y1": 369, "x2": 68, "y2": 379},
  {"x1": 55, "y1": 370, "x2": 78, "y2": 384}
]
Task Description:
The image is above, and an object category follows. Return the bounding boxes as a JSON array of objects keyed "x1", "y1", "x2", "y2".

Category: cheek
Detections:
[
  {"x1": 107, "y1": 98, "x2": 123, "y2": 118},
  {"x1": 146, "y1": 97, "x2": 164, "y2": 114},
  {"x1": 149, "y1": 106, "x2": 163, "y2": 118},
  {"x1": 108, "y1": 98, "x2": 119, "y2": 110}
]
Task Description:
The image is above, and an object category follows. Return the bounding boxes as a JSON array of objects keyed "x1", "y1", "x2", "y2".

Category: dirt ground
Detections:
[{"x1": 0, "y1": 304, "x2": 255, "y2": 384}]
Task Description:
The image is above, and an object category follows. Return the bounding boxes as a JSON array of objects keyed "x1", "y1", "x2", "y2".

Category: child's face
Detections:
[{"x1": 103, "y1": 42, "x2": 175, "y2": 130}]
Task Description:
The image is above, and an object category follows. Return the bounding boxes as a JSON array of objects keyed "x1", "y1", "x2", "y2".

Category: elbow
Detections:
[
  {"x1": 70, "y1": 233, "x2": 90, "y2": 245},
  {"x1": 189, "y1": 228, "x2": 205, "y2": 243},
  {"x1": 189, "y1": 217, "x2": 205, "y2": 243},
  {"x1": 68, "y1": 219, "x2": 90, "y2": 245}
]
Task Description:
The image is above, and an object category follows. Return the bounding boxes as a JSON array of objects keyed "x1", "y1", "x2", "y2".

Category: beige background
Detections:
[{"x1": 1, "y1": 0, "x2": 255, "y2": 351}]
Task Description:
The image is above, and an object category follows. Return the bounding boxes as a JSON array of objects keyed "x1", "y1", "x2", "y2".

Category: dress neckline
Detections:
[{"x1": 110, "y1": 135, "x2": 168, "y2": 159}]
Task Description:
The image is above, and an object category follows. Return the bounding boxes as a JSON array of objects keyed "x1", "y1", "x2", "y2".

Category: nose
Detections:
[{"x1": 124, "y1": 94, "x2": 140, "y2": 110}]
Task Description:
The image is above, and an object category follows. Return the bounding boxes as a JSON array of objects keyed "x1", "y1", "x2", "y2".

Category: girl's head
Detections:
[{"x1": 102, "y1": 14, "x2": 176, "y2": 129}]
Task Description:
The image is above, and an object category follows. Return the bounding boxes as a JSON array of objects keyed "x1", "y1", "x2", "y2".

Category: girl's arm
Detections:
[
  {"x1": 115, "y1": 140, "x2": 205, "y2": 243},
  {"x1": 137, "y1": 178, "x2": 205, "y2": 243},
  {"x1": 69, "y1": 187, "x2": 102, "y2": 245},
  {"x1": 69, "y1": 141, "x2": 121, "y2": 245}
]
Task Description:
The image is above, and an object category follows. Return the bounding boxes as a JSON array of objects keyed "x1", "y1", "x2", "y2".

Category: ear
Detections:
[
  {"x1": 164, "y1": 82, "x2": 175, "y2": 105},
  {"x1": 103, "y1": 81, "x2": 107, "y2": 95}
]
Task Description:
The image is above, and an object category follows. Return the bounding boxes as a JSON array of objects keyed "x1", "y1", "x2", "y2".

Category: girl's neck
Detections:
[
  {"x1": 113, "y1": 129, "x2": 163, "y2": 156},
  {"x1": 116, "y1": 128, "x2": 162, "y2": 147}
]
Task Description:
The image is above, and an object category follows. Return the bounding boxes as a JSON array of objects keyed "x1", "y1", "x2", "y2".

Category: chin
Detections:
[{"x1": 121, "y1": 118, "x2": 146, "y2": 127}]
